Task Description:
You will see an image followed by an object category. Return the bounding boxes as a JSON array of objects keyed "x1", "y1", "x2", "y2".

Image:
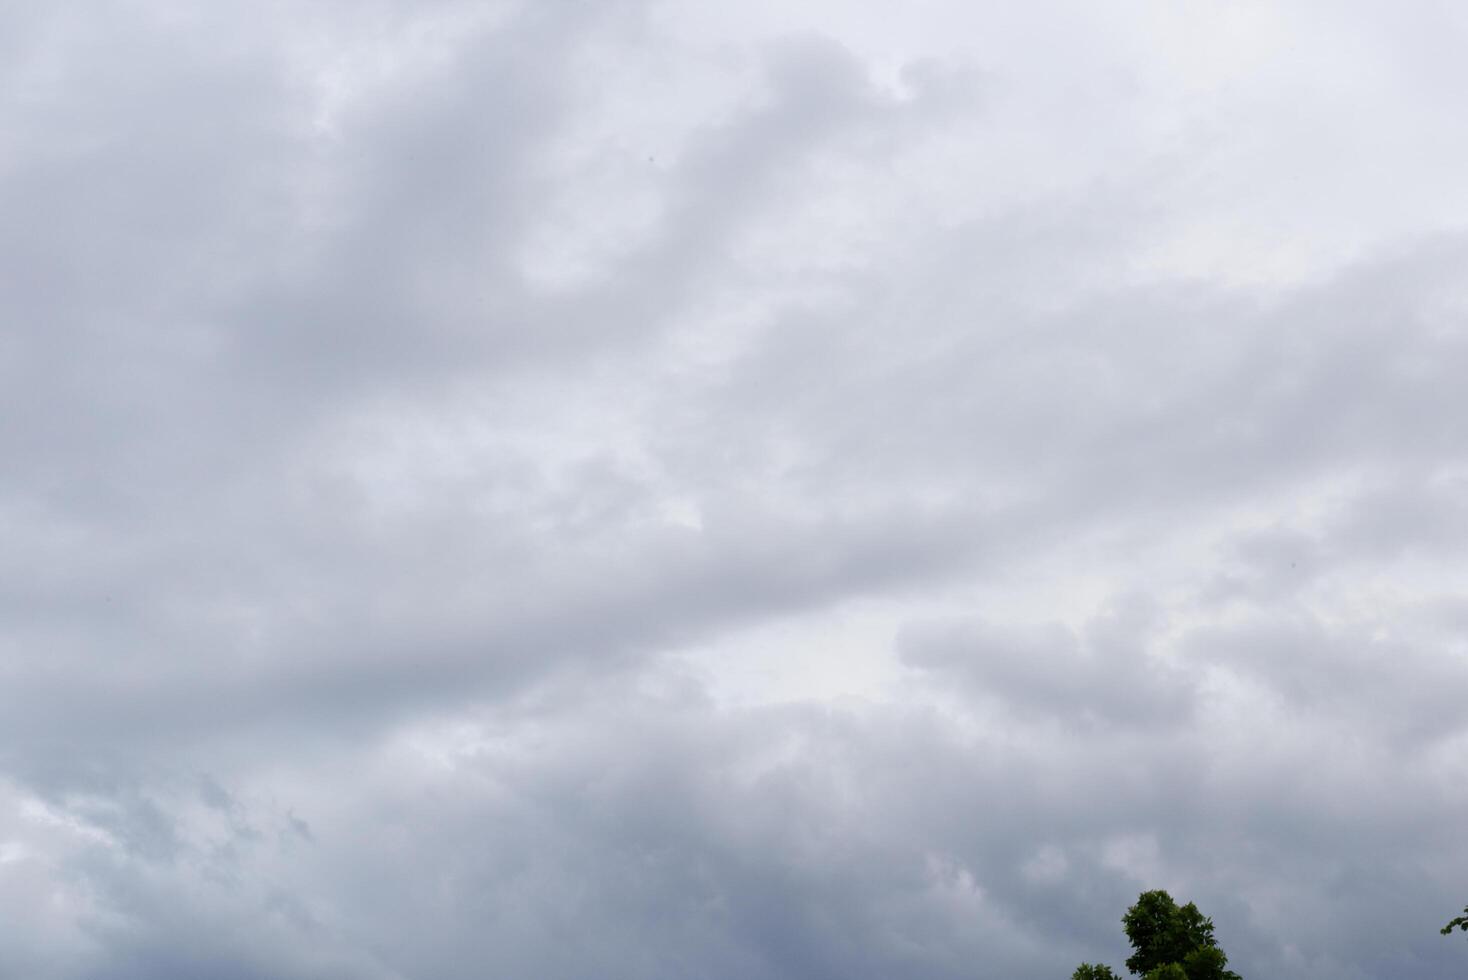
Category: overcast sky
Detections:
[{"x1": 3, "y1": 2, "x2": 1468, "y2": 978}]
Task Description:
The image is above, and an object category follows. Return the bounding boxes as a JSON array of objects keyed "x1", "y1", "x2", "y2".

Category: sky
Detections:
[{"x1": 3, "y1": 1, "x2": 1468, "y2": 977}]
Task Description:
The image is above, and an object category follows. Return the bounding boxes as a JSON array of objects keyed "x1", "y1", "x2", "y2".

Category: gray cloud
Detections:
[{"x1": 2, "y1": 1, "x2": 1467, "y2": 978}]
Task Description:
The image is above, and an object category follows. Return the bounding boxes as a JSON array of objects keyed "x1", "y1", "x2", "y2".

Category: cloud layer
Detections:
[{"x1": 3, "y1": 1, "x2": 1468, "y2": 977}]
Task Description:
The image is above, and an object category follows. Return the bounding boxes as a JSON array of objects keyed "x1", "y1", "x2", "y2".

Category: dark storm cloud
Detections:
[{"x1": 3, "y1": 1, "x2": 1468, "y2": 979}]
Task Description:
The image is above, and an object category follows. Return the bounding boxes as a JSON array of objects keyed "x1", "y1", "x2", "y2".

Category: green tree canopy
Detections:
[
  {"x1": 1444, "y1": 906, "x2": 1468, "y2": 937},
  {"x1": 1179, "y1": 944, "x2": 1236, "y2": 980},
  {"x1": 1122, "y1": 890, "x2": 1219, "y2": 975},
  {"x1": 1072, "y1": 965, "x2": 1121, "y2": 980},
  {"x1": 1141, "y1": 966, "x2": 1188, "y2": 980},
  {"x1": 1071, "y1": 889, "x2": 1240, "y2": 980}
]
